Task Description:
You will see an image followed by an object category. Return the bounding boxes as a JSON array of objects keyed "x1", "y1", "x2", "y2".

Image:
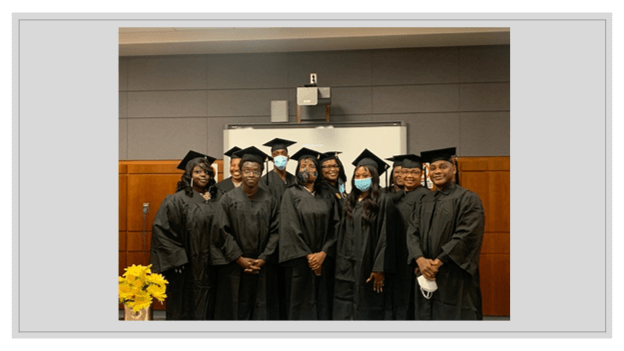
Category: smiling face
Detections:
[
  {"x1": 401, "y1": 167, "x2": 422, "y2": 191},
  {"x1": 241, "y1": 161, "x2": 262, "y2": 188},
  {"x1": 191, "y1": 165, "x2": 211, "y2": 191},
  {"x1": 429, "y1": 160, "x2": 456, "y2": 189},
  {"x1": 321, "y1": 159, "x2": 339, "y2": 182},
  {"x1": 230, "y1": 158, "x2": 242, "y2": 181},
  {"x1": 393, "y1": 166, "x2": 404, "y2": 186}
]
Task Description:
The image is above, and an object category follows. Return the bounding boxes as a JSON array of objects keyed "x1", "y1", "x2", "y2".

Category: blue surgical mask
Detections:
[
  {"x1": 273, "y1": 155, "x2": 288, "y2": 170},
  {"x1": 354, "y1": 177, "x2": 372, "y2": 191}
]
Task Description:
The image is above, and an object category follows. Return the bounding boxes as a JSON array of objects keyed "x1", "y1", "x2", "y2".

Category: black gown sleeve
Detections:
[
  {"x1": 258, "y1": 193, "x2": 280, "y2": 262},
  {"x1": 406, "y1": 203, "x2": 425, "y2": 264},
  {"x1": 210, "y1": 195, "x2": 244, "y2": 265},
  {"x1": 278, "y1": 189, "x2": 312, "y2": 262},
  {"x1": 437, "y1": 191, "x2": 485, "y2": 276},
  {"x1": 150, "y1": 195, "x2": 189, "y2": 273},
  {"x1": 321, "y1": 194, "x2": 340, "y2": 257}
]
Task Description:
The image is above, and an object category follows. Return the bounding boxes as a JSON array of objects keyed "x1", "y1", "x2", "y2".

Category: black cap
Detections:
[
  {"x1": 352, "y1": 149, "x2": 389, "y2": 176},
  {"x1": 238, "y1": 146, "x2": 272, "y2": 166},
  {"x1": 385, "y1": 156, "x2": 404, "y2": 168},
  {"x1": 290, "y1": 147, "x2": 322, "y2": 161},
  {"x1": 224, "y1": 146, "x2": 242, "y2": 159},
  {"x1": 263, "y1": 138, "x2": 297, "y2": 152},
  {"x1": 396, "y1": 154, "x2": 424, "y2": 169},
  {"x1": 420, "y1": 147, "x2": 457, "y2": 164},
  {"x1": 319, "y1": 151, "x2": 342, "y2": 163},
  {"x1": 177, "y1": 150, "x2": 217, "y2": 171}
]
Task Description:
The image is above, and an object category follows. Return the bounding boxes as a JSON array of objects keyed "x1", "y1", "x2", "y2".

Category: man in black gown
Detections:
[
  {"x1": 261, "y1": 137, "x2": 297, "y2": 204},
  {"x1": 215, "y1": 146, "x2": 243, "y2": 193},
  {"x1": 388, "y1": 154, "x2": 430, "y2": 320},
  {"x1": 406, "y1": 147, "x2": 485, "y2": 320},
  {"x1": 210, "y1": 146, "x2": 281, "y2": 320}
]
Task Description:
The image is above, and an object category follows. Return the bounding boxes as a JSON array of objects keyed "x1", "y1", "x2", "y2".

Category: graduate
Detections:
[
  {"x1": 333, "y1": 149, "x2": 398, "y2": 320},
  {"x1": 319, "y1": 151, "x2": 348, "y2": 201},
  {"x1": 388, "y1": 154, "x2": 430, "y2": 320},
  {"x1": 261, "y1": 137, "x2": 297, "y2": 204},
  {"x1": 278, "y1": 147, "x2": 340, "y2": 320},
  {"x1": 210, "y1": 146, "x2": 281, "y2": 320},
  {"x1": 215, "y1": 146, "x2": 243, "y2": 192},
  {"x1": 150, "y1": 150, "x2": 223, "y2": 320},
  {"x1": 406, "y1": 147, "x2": 485, "y2": 320},
  {"x1": 384, "y1": 156, "x2": 404, "y2": 195}
]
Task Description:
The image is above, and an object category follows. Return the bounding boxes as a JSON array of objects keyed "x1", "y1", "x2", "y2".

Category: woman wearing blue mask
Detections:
[{"x1": 333, "y1": 149, "x2": 399, "y2": 320}]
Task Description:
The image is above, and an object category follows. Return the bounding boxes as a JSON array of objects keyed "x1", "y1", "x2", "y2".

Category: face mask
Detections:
[
  {"x1": 339, "y1": 182, "x2": 345, "y2": 194},
  {"x1": 417, "y1": 274, "x2": 438, "y2": 300},
  {"x1": 297, "y1": 169, "x2": 317, "y2": 184},
  {"x1": 273, "y1": 155, "x2": 288, "y2": 170},
  {"x1": 354, "y1": 177, "x2": 372, "y2": 191}
]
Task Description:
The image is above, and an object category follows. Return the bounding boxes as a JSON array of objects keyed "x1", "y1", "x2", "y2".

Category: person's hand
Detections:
[
  {"x1": 414, "y1": 266, "x2": 420, "y2": 276},
  {"x1": 366, "y1": 271, "x2": 385, "y2": 293},
  {"x1": 307, "y1": 252, "x2": 327, "y2": 271},
  {"x1": 432, "y1": 258, "x2": 444, "y2": 269},
  {"x1": 236, "y1": 256, "x2": 259, "y2": 274},
  {"x1": 416, "y1": 257, "x2": 439, "y2": 280},
  {"x1": 252, "y1": 258, "x2": 266, "y2": 269},
  {"x1": 174, "y1": 265, "x2": 185, "y2": 274}
]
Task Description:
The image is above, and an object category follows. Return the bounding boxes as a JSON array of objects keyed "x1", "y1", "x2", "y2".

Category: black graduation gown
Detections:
[
  {"x1": 406, "y1": 183, "x2": 485, "y2": 320},
  {"x1": 388, "y1": 186, "x2": 431, "y2": 320},
  {"x1": 211, "y1": 186, "x2": 280, "y2": 320},
  {"x1": 278, "y1": 185, "x2": 340, "y2": 320},
  {"x1": 261, "y1": 170, "x2": 296, "y2": 204},
  {"x1": 215, "y1": 177, "x2": 241, "y2": 193},
  {"x1": 333, "y1": 192, "x2": 398, "y2": 320},
  {"x1": 150, "y1": 188, "x2": 222, "y2": 320}
]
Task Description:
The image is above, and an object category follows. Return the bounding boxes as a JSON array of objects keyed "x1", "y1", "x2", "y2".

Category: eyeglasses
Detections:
[
  {"x1": 242, "y1": 170, "x2": 261, "y2": 176},
  {"x1": 322, "y1": 165, "x2": 339, "y2": 169},
  {"x1": 400, "y1": 170, "x2": 422, "y2": 176}
]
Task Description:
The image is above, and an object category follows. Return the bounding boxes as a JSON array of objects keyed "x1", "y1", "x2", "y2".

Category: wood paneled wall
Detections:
[
  {"x1": 119, "y1": 157, "x2": 510, "y2": 316},
  {"x1": 458, "y1": 157, "x2": 510, "y2": 316}
]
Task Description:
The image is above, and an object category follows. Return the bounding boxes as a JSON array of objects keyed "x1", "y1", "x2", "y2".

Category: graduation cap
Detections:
[
  {"x1": 385, "y1": 155, "x2": 404, "y2": 168},
  {"x1": 420, "y1": 147, "x2": 457, "y2": 164},
  {"x1": 290, "y1": 147, "x2": 322, "y2": 161},
  {"x1": 224, "y1": 146, "x2": 242, "y2": 159},
  {"x1": 352, "y1": 149, "x2": 390, "y2": 176},
  {"x1": 237, "y1": 146, "x2": 272, "y2": 167},
  {"x1": 177, "y1": 150, "x2": 217, "y2": 171},
  {"x1": 319, "y1": 151, "x2": 342, "y2": 163},
  {"x1": 263, "y1": 137, "x2": 297, "y2": 152},
  {"x1": 396, "y1": 154, "x2": 424, "y2": 169}
]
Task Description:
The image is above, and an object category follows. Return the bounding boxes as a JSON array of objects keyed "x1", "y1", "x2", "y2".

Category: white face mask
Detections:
[{"x1": 417, "y1": 275, "x2": 438, "y2": 300}]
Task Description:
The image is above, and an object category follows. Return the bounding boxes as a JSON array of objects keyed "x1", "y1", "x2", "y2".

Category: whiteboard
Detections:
[{"x1": 223, "y1": 122, "x2": 406, "y2": 192}]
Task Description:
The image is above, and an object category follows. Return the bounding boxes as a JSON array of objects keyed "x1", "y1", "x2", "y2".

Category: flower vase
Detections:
[{"x1": 123, "y1": 304, "x2": 152, "y2": 321}]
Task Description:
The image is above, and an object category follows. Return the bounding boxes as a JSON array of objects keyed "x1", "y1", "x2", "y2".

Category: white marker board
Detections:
[{"x1": 223, "y1": 122, "x2": 407, "y2": 192}]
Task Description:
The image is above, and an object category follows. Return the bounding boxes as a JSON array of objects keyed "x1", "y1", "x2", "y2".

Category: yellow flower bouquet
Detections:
[{"x1": 119, "y1": 264, "x2": 168, "y2": 313}]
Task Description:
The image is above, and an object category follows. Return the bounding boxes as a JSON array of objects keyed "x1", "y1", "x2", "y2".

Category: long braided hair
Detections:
[{"x1": 176, "y1": 157, "x2": 217, "y2": 198}]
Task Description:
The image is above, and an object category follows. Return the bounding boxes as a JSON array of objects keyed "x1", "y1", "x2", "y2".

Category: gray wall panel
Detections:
[
  {"x1": 127, "y1": 118, "x2": 208, "y2": 159},
  {"x1": 119, "y1": 119, "x2": 128, "y2": 160},
  {"x1": 119, "y1": 93, "x2": 127, "y2": 118},
  {"x1": 208, "y1": 116, "x2": 271, "y2": 156},
  {"x1": 459, "y1": 45, "x2": 510, "y2": 83},
  {"x1": 330, "y1": 114, "x2": 373, "y2": 123},
  {"x1": 373, "y1": 85, "x2": 460, "y2": 114},
  {"x1": 373, "y1": 113, "x2": 460, "y2": 155},
  {"x1": 127, "y1": 55, "x2": 207, "y2": 91},
  {"x1": 330, "y1": 87, "x2": 373, "y2": 115},
  {"x1": 207, "y1": 53, "x2": 289, "y2": 89},
  {"x1": 127, "y1": 91, "x2": 207, "y2": 117},
  {"x1": 372, "y1": 47, "x2": 459, "y2": 85},
  {"x1": 460, "y1": 82, "x2": 510, "y2": 111},
  {"x1": 207, "y1": 89, "x2": 289, "y2": 117},
  {"x1": 119, "y1": 58, "x2": 128, "y2": 91},
  {"x1": 460, "y1": 112, "x2": 510, "y2": 156},
  {"x1": 287, "y1": 50, "x2": 372, "y2": 87}
]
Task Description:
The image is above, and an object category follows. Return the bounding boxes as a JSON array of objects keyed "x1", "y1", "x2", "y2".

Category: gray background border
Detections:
[{"x1": 11, "y1": 12, "x2": 612, "y2": 338}]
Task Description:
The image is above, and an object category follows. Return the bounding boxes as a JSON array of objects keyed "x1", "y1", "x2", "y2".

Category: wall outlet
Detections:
[{"x1": 310, "y1": 73, "x2": 317, "y2": 85}]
